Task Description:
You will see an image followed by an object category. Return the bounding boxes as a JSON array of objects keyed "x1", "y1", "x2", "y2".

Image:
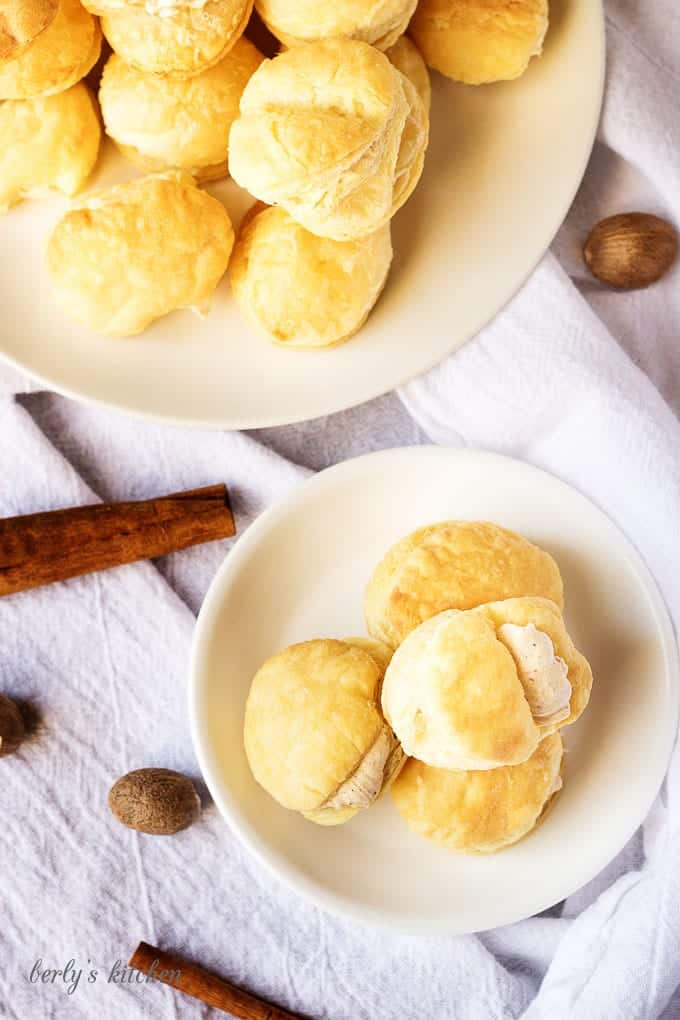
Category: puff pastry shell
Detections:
[
  {"x1": 0, "y1": 83, "x2": 101, "y2": 214},
  {"x1": 365, "y1": 520, "x2": 564, "y2": 648},
  {"x1": 0, "y1": 0, "x2": 59, "y2": 60},
  {"x1": 392, "y1": 732, "x2": 564, "y2": 853},
  {"x1": 410, "y1": 0, "x2": 549, "y2": 85},
  {"x1": 228, "y1": 38, "x2": 428, "y2": 240},
  {"x1": 47, "y1": 171, "x2": 234, "y2": 337},
  {"x1": 244, "y1": 637, "x2": 404, "y2": 826},
  {"x1": 229, "y1": 204, "x2": 393, "y2": 348},
  {"x1": 86, "y1": 0, "x2": 253, "y2": 79},
  {"x1": 254, "y1": 0, "x2": 417, "y2": 51},
  {"x1": 381, "y1": 597, "x2": 592, "y2": 770},
  {"x1": 0, "y1": 0, "x2": 101, "y2": 100},
  {"x1": 99, "y1": 39, "x2": 263, "y2": 181}
]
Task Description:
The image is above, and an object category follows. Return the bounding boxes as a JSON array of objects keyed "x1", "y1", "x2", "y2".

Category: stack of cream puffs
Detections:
[
  {"x1": 244, "y1": 520, "x2": 592, "y2": 854},
  {"x1": 0, "y1": 0, "x2": 102, "y2": 213},
  {"x1": 227, "y1": 32, "x2": 430, "y2": 347},
  {"x1": 1, "y1": 0, "x2": 550, "y2": 341}
]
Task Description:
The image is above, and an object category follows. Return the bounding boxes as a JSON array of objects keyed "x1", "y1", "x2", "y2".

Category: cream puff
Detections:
[
  {"x1": 46, "y1": 171, "x2": 234, "y2": 337},
  {"x1": 229, "y1": 204, "x2": 393, "y2": 348},
  {"x1": 0, "y1": 0, "x2": 59, "y2": 60},
  {"x1": 99, "y1": 39, "x2": 262, "y2": 181},
  {"x1": 85, "y1": 0, "x2": 253, "y2": 78},
  {"x1": 410, "y1": 0, "x2": 549, "y2": 85},
  {"x1": 254, "y1": 0, "x2": 417, "y2": 51},
  {"x1": 244, "y1": 638, "x2": 404, "y2": 825},
  {"x1": 392, "y1": 733, "x2": 564, "y2": 853},
  {"x1": 365, "y1": 520, "x2": 564, "y2": 648},
  {"x1": 228, "y1": 38, "x2": 429, "y2": 241},
  {"x1": 0, "y1": 0, "x2": 101, "y2": 100},
  {"x1": 0, "y1": 83, "x2": 101, "y2": 214},
  {"x1": 381, "y1": 598, "x2": 592, "y2": 770}
]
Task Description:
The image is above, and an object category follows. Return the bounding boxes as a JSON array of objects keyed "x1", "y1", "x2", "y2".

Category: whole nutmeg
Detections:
[
  {"x1": 0, "y1": 694, "x2": 25, "y2": 758},
  {"x1": 108, "y1": 768, "x2": 201, "y2": 835},
  {"x1": 584, "y1": 213, "x2": 678, "y2": 290}
]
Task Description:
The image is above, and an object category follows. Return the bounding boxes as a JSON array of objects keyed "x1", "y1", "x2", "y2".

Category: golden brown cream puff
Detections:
[
  {"x1": 228, "y1": 38, "x2": 429, "y2": 241},
  {"x1": 244, "y1": 638, "x2": 404, "y2": 825},
  {"x1": 0, "y1": 0, "x2": 101, "y2": 100},
  {"x1": 0, "y1": 83, "x2": 101, "y2": 214},
  {"x1": 392, "y1": 733, "x2": 564, "y2": 853},
  {"x1": 254, "y1": 0, "x2": 417, "y2": 51},
  {"x1": 381, "y1": 598, "x2": 592, "y2": 770},
  {"x1": 229, "y1": 204, "x2": 393, "y2": 348},
  {"x1": 99, "y1": 39, "x2": 262, "y2": 180},
  {"x1": 410, "y1": 0, "x2": 549, "y2": 85},
  {"x1": 0, "y1": 0, "x2": 59, "y2": 60},
  {"x1": 365, "y1": 520, "x2": 564, "y2": 648},
  {"x1": 86, "y1": 0, "x2": 253, "y2": 78},
  {"x1": 47, "y1": 171, "x2": 234, "y2": 337}
]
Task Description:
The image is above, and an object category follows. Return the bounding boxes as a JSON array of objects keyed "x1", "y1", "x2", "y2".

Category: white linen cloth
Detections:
[{"x1": 1, "y1": 1, "x2": 679, "y2": 1017}]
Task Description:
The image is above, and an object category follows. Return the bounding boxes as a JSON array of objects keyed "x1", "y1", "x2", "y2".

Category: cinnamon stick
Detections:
[
  {"x1": 128, "y1": 942, "x2": 303, "y2": 1020},
  {"x1": 0, "y1": 485, "x2": 235, "y2": 597}
]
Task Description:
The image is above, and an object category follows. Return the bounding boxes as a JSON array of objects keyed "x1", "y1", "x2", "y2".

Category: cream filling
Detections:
[
  {"x1": 99, "y1": 0, "x2": 211, "y2": 14},
  {"x1": 498, "y1": 624, "x2": 572, "y2": 726},
  {"x1": 321, "y1": 726, "x2": 401, "y2": 812}
]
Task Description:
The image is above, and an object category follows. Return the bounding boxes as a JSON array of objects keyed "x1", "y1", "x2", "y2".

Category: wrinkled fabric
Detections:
[{"x1": 1, "y1": 1, "x2": 679, "y2": 1017}]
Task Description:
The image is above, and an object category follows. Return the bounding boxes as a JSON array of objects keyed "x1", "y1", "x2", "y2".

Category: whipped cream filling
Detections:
[
  {"x1": 499, "y1": 623, "x2": 572, "y2": 726},
  {"x1": 145, "y1": 0, "x2": 210, "y2": 16},
  {"x1": 322, "y1": 726, "x2": 399, "y2": 812},
  {"x1": 102, "y1": 0, "x2": 211, "y2": 15}
]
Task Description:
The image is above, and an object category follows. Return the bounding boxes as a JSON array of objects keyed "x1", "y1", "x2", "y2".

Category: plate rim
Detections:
[
  {"x1": 0, "y1": 3, "x2": 606, "y2": 430},
  {"x1": 189, "y1": 446, "x2": 679, "y2": 933}
]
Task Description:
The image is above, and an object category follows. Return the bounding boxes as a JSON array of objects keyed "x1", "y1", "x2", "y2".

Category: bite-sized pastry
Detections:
[
  {"x1": 0, "y1": 83, "x2": 101, "y2": 214},
  {"x1": 229, "y1": 205, "x2": 393, "y2": 349},
  {"x1": 254, "y1": 0, "x2": 417, "y2": 51},
  {"x1": 0, "y1": 0, "x2": 101, "y2": 99},
  {"x1": 228, "y1": 38, "x2": 429, "y2": 241},
  {"x1": 99, "y1": 40, "x2": 263, "y2": 181},
  {"x1": 392, "y1": 732, "x2": 564, "y2": 853},
  {"x1": 365, "y1": 520, "x2": 563, "y2": 648},
  {"x1": 381, "y1": 597, "x2": 592, "y2": 770},
  {"x1": 0, "y1": 0, "x2": 59, "y2": 60},
  {"x1": 86, "y1": 0, "x2": 253, "y2": 79},
  {"x1": 385, "y1": 35, "x2": 431, "y2": 111},
  {"x1": 410, "y1": 0, "x2": 549, "y2": 85},
  {"x1": 47, "y1": 171, "x2": 234, "y2": 337},
  {"x1": 244, "y1": 638, "x2": 404, "y2": 825}
]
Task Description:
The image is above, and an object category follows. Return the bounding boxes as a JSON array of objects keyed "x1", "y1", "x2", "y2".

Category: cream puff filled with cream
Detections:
[
  {"x1": 84, "y1": 0, "x2": 253, "y2": 78},
  {"x1": 381, "y1": 597, "x2": 592, "y2": 771},
  {"x1": 244, "y1": 638, "x2": 404, "y2": 825}
]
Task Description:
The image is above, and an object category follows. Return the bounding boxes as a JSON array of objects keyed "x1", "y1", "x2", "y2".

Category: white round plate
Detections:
[
  {"x1": 0, "y1": 1, "x2": 604, "y2": 429},
  {"x1": 190, "y1": 447, "x2": 678, "y2": 933}
]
